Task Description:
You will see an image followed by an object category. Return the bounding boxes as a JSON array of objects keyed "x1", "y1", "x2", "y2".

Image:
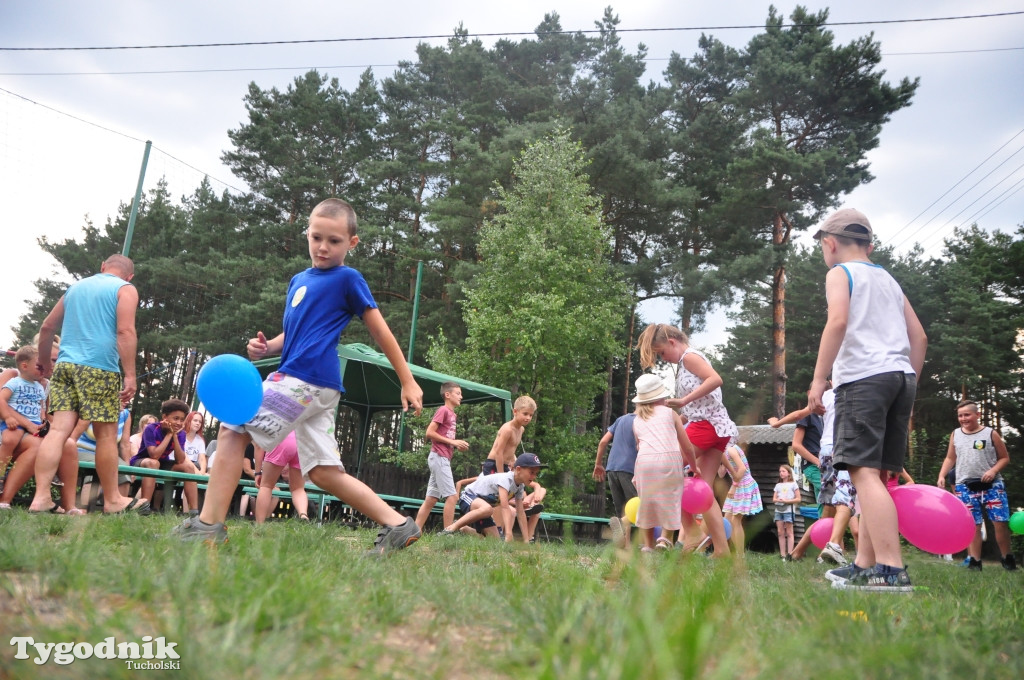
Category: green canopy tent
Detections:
[{"x1": 252, "y1": 343, "x2": 512, "y2": 476}]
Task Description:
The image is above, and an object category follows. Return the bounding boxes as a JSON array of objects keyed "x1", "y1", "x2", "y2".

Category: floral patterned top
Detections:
[{"x1": 675, "y1": 348, "x2": 738, "y2": 443}]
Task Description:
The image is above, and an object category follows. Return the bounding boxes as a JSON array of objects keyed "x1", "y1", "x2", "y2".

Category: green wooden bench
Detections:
[{"x1": 74, "y1": 462, "x2": 610, "y2": 540}]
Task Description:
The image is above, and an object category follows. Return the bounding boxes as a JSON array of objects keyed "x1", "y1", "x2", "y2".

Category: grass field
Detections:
[{"x1": 1, "y1": 510, "x2": 1021, "y2": 680}]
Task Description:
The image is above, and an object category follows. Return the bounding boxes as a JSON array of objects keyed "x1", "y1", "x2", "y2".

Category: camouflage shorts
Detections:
[{"x1": 48, "y1": 362, "x2": 122, "y2": 423}]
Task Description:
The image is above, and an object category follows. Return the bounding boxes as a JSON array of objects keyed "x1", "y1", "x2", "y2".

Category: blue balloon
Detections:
[
  {"x1": 723, "y1": 517, "x2": 733, "y2": 541},
  {"x1": 196, "y1": 354, "x2": 263, "y2": 425}
]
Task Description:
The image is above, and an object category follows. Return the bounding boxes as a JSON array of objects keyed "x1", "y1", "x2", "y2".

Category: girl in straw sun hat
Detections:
[{"x1": 630, "y1": 373, "x2": 697, "y2": 552}]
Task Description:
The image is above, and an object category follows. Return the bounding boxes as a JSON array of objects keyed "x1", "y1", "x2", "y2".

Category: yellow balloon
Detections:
[{"x1": 624, "y1": 497, "x2": 640, "y2": 524}]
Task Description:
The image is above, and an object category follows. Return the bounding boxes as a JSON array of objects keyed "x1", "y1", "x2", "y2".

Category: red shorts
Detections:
[{"x1": 685, "y1": 420, "x2": 730, "y2": 452}]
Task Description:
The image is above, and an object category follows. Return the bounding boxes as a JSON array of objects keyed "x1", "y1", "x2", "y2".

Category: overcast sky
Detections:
[{"x1": 2, "y1": 1, "x2": 1022, "y2": 353}]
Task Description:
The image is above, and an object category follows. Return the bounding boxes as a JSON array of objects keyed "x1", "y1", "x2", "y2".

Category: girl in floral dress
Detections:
[{"x1": 722, "y1": 444, "x2": 763, "y2": 555}]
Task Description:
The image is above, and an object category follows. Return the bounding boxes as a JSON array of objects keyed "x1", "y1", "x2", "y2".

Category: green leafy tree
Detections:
[{"x1": 429, "y1": 131, "x2": 630, "y2": 511}]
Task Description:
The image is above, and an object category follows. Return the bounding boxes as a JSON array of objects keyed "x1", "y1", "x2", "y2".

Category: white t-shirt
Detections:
[
  {"x1": 183, "y1": 435, "x2": 206, "y2": 466},
  {"x1": 820, "y1": 389, "x2": 836, "y2": 451},
  {"x1": 461, "y1": 471, "x2": 525, "y2": 504},
  {"x1": 774, "y1": 481, "x2": 800, "y2": 509}
]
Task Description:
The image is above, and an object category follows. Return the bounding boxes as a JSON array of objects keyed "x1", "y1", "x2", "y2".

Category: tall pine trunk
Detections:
[{"x1": 772, "y1": 212, "x2": 788, "y2": 417}]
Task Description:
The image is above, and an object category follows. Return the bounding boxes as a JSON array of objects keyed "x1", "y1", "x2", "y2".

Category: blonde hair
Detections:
[
  {"x1": 635, "y1": 401, "x2": 658, "y2": 420},
  {"x1": 15, "y1": 345, "x2": 38, "y2": 365},
  {"x1": 136, "y1": 414, "x2": 158, "y2": 434},
  {"x1": 514, "y1": 395, "x2": 537, "y2": 412},
  {"x1": 636, "y1": 323, "x2": 689, "y2": 370},
  {"x1": 311, "y1": 198, "x2": 358, "y2": 236},
  {"x1": 778, "y1": 464, "x2": 795, "y2": 483},
  {"x1": 31, "y1": 333, "x2": 60, "y2": 347}
]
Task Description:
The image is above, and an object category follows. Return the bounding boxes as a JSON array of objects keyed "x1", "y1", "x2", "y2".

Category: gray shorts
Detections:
[
  {"x1": 606, "y1": 470, "x2": 637, "y2": 519},
  {"x1": 425, "y1": 451, "x2": 456, "y2": 499},
  {"x1": 223, "y1": 372, "x2": 345, "y2": 482},
  {"x1": 833, "y1": 371, "x2": 916, "y2": 474}
]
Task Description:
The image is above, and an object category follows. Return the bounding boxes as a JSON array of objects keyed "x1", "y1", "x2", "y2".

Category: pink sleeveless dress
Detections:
[{"x1": 632, "y1": 405, "x2": 685, "y2": 530}]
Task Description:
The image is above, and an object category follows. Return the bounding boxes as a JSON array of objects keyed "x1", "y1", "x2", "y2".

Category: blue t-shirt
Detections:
[
  {"x1": 58, "y1": 272, "x2": 131, "y2": 373},
  {"x1": 278, "y1": 266, "x2": 377, "y2": 392},
  {"x1": 605, "y1": 413, "x2": 638, "y2": 474},
  {"x1": 2, "y1": 376, "x2": 46, "y2": 424}
]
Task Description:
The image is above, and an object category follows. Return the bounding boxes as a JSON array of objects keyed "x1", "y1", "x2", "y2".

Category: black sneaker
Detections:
[
  {"x1": 831, "y1": 565, "x2": 914, "y2": 593},
  {"x1": 825, "y1": 563, "x2": 866, "y2": 584},
  {"x1": 967, "y1": 557, "x2": 982, "y2": 571},
  {"x1": 1002, "y1": 554, "x2": 1017, "y2": 571}
]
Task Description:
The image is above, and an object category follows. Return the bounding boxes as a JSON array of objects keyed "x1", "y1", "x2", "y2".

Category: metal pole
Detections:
[
  {"x1": 122, "y1": 140, "x2": 152, "y2": 256},
  {"x1": 406, "y1": 260, "x2": 424, "y2": 361},
  {"x1": 398, "y1": 261, "x2": 424, "y2": 452}
]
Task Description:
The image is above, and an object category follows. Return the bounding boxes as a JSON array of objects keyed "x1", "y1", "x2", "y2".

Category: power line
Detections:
[
  {"x1": 918, "y1": 172, "x2": 1024, "y2": 256},
  {"x1": 0, "y1": 85, "x2": 145, "y2": 144},
  {"x1": 0, "y1": 85, "x2": 262, "y2": 204},
  {"x1": 896, "y1": 156, "x2": 1024, "y2": 253},
  {"x1": 3, "y1": 44, "x2": 1023, "y2": 78},
  {"x1": 884, "y1": 127, "x2": 1024, "y2": 248},
  {"x1": 2, "y1": 11, "x2": 1022, "y2": 51}
]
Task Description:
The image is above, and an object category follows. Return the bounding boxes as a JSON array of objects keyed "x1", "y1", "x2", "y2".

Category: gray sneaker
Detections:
[
  {"x1": 831, "y1": 565, "x2": 914, "y2": 593},
  {"x1": 172, "y1": 515, "x2": 228, "y2": 544},
  {"x1": 825, "y1": 563, "x2": 865, "y2": 583},
  {"x1": 818, "y1": 542, "x2": 848, "y2": 566},
  {"x1": 367, "y1": 517, "x2": 420, "y2": 557}
]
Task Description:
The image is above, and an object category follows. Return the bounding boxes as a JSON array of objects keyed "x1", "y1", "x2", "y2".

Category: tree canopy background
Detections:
[{"x1": 9, "y1": 7, "x2": 1021, "y2": 512}]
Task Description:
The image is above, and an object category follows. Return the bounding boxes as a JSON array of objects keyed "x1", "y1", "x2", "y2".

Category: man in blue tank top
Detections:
[{"x1": 30, "y1": 254, "x2": 147, "y2": 514}]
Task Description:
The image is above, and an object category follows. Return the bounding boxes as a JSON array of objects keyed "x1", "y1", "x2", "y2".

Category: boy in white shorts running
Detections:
[{"x1": 173, "y1": 198, "x2": 424, "y2": 555}]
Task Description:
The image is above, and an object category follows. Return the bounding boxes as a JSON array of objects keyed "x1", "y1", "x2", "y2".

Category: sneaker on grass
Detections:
[
  {"x1": 818, "y1": 541, "x2": 848, "y2": 566},
  {"x1": 831, "y1": 565, "x2": 913, "y2": 593},
  {"x1": 1001, "y1": 554, "x2": 1017, "y2": 571},
  {"x1": 967, "y1": 557, "x2": 982, "y2": 571},
  {"x1": 366, "y1": 517, "x2": 420, "y2": 557},
  {"x1": 825, "y1": 563, "x2": 865, "y2": 584},
  {"x1": 172, "y1": 515, "x2": 228, "y2": 544},
  {"x1": 609, "y1": 516, "x2": 626, "y2": 547}
]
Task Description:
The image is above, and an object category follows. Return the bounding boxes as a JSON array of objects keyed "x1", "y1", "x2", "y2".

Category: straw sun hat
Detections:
[{"x1": 632, "y1": 374, "x2": 673, "y2": 404}]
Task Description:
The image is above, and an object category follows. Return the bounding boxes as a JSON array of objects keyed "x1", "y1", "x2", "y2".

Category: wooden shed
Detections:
[{"x1": 736, "y1": 424, "x2": 814, "y2": 553}]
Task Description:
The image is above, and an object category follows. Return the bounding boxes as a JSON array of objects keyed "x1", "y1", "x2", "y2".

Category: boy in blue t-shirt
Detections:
[
  {"x1": 808, "y1": 209, "x2": 927, "y2": 593},
  {"x1": 174, "y1": 198, "x2": 424, "y2": 554},
  {"x1": 593, "y1": 411, "x2": 638, "y2": 547}
]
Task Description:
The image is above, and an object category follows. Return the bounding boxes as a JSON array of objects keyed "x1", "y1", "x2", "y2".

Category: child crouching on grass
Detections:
[
  {"x1": 630, "y1": 374, "x2": 697, "y2": 552},
  {"x1": 440, "y1": 453, "x2": 546, "y2": 542},
  {"x1": 173, "y1": 198, "x2": 424, "y2": 556}
]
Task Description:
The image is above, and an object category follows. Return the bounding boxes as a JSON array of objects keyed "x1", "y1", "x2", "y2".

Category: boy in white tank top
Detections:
[{"x1": 807, "y1": 208, "x2": 928, "y2": 593}]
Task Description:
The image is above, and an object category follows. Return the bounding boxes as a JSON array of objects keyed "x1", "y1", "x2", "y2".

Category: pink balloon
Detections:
[
  {"x1": 891, "y1": 484, "x2": 975, "y2": 554},
  {"x1": 808, "y1": 518, "x2": 834, "y2": 550},
  {"x1": 681, "y1": 477, "x2": 714, "y2": 514}
]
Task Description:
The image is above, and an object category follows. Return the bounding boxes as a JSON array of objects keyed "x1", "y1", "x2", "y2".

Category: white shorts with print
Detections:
[{"x1": 223, "y1": 372, "x2": 343, "y2": 481}]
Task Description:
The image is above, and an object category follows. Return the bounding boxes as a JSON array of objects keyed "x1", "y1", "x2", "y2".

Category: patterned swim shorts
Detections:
[
  {"x1": 47, "y1": 362, "x2": 121, "y2": 422},
  {"x1": 956, "y1": 479, "x2": 1010, "y2": 524}
]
